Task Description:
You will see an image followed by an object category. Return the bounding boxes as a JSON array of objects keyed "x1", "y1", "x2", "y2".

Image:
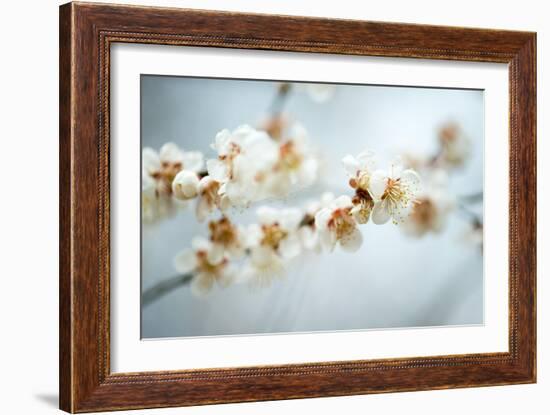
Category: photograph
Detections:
[{"x1": 140, "y1": 76, "x2": 484, "y2": 339}]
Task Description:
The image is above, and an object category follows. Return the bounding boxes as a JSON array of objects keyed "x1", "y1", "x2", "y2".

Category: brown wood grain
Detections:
[{"x1": 59, "y1": 2, "x2": 536, "y2": 412}]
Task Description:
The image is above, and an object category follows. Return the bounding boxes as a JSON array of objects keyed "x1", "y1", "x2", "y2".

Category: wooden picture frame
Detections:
[{"x1": 59, "y1": 2, "x2": 536, "y2": 412}]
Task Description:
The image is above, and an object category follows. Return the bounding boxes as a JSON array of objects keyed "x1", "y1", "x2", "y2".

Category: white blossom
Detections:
[
  {"x1": 402, "y1": 169, "x2": 454, "y2": 236},
  {"x1": 143, "y1": 143, "x2": 203, "y2": 195},
  {"x1": 369, "y1": 159, "x2": 422, "y2": 225},
  {"x1": 438, "y1": 123, "x2": 471, "y2": 168},
  {"x1": 242, "y1": 206, "x2": 303, "y2": 285},
  {"x1": 298, "y1": 192, "x2": 335, "y2": 251},
  {"x1": 141, "y1": 171, "x2": 159, "y2": 223},
  {"x1": 171, "y1": 170, "x2": 199, "y2": 201},
  {"x1": 142, "y1": 168, "x2": 186, "y2": 224},
  {"x1": 342, "y1": 150, "x2": 377, "y2": 224},
  {"x1": 315, "y1": 195, "x2": 363, "y2": 252},
  {"x1": 242, "y1": 246, "x2": 286, "y2": 288},
  {"x1": 141, "y1": 143, "x2": 203, "y2": 221},
  {"x1": 174, "y1": 237, "x2": 236, "y2": 297},
  {"x1": 195, "y1": 176, "x2": 230, "y2": 222},
  {"x1": 265, "y1": 124, "x2": 319, "y2": 197},
  {"x1": 207, "y1": 216, "x2": 246, "y2": 262},
  {"x1": 207, "y1": 125, "x2": 279, "y2": 207}
]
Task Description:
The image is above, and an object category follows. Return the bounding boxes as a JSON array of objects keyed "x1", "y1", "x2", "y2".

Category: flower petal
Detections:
[
  {"x1": 333, "y1": 195, "x2": 352, "y2": 209},
  {"x1": 218, "y1": 266, "x2": 236, "y2": 288},
  {"x1": 159, "y1": 142, "x2": 184, "y2": 163},
  {"x1": 356, "y1": 150, "x2": 376, "y2": 172},
  {"x1": 369, "y1": 170, "x2": 388, "y2": 200},
  {"x1": 351, "y1": 203, "x2": 370, "y2": 224},
  {"x1": 318, "y1": 228, "x2": 336, "y2": 252},
  {"x1": 247, "y1": 246, "x2": 285, "y2": 284},
  {"x1": 298, "y1": 158, "x2": 318, "y2": 187},
  {"x1": 391, "y1": 201, "x2": 414, "y2": 224},
  {"x1": 299, "y1": 226, "x2": 319, "y2": 250},
  {"x1": 371, "y1": 200, "x2": 391, "y2": 225},
  {"x1": 278, "y1": 234, "x2": 302, "y2": 259},
  {"x1": 320, "y1": 192, "x2": 335, "y2": 206},
  {"x1": 314, "y1": 207, "x2": 331, "y2": 230},
  {"x1": 191, "y1": 273, "x2": 214, "y2": 297},
  {"x1": 212, "y1": 129, "x2": 230, "y2": 154},
  {"x1": 257, "y1": 206, "x2": 278, "y2": 225},
  {"x1": 280, "y1": 208, "x2": 303, "y2": 231},
  {"x1": 389, "y1": 157, "x2": 404, "y2": 179},
  {"x1": 207, "y1": 243, "x2": 225, "y2": 265},
  {"x1": 142, "y1": 147, "x2": 160, "y2": 174},
  {"x1": 244, "y1": 224, "x2": 263, "y2": 248},
  {"x1": 173, "y1": 249, "x2": 197, "y2": 274},
  {"x1": 340, "y1": 228, "x2": 363, "y2": 252},
  {"x1": 206, "y1": 159, "x2": 228, "y2": 182},
  {"x1": 191, "y1": 236, "x2": 211, "y2": 251},
  {"x1": 182, "y1": 151, "x2": 204, "y2": 173},
  {"x1": 342, "y1": 154, "x2": 359, "y2": 176},
  {"x1": 195, "y1": 196, "x2": 211, "y2": 223},
  {"x1": 400, "y1": 169, "x2": 422, "y2": 194}
]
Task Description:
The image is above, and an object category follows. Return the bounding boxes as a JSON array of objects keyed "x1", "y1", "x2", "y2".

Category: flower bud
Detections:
[{"x1": 172, "y1": 170, "x2": 199, "y2": 200}]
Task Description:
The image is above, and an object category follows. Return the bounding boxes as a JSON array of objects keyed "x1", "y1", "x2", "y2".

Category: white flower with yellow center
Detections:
[
  {"x1": 438, "y1": 122, "x2": 471, "y2": 168},
  {"x1": 195, "y1": 176, "x2": 231, "y2": 222},
  {"x1": 267, "y1": 125, "x2": 319, "y2": 197},
  {"x1": 174, "y1": 237, "x2": 236, "y2": 297},
  {"x1": 207, "y1": 125, "x2": 279, "y2": 207},
  {"x1": 342, "y1": 150, "x2": 377, "y2": 224},
  {"x1": 142, "y1": 168, "x2": 186, "y2": 224},
  {"x1": 142, "y1": 142, "x2": 204, "y2": 196},
  {"x1": 298, "y1": 192, "x2": 335, "y2": 251},
  {"x1": 369, "y1": 159, "x2": 421, "y2": 225},
  {"x1": 207, "y1": 216, "x2": 246, "y2": 263},
  {"x1": 141, "y1": 171, "x2": 159, "y2": 223},
  {"x1": 243, "y1": 206, "x2": 303, "y2": 285},
  {"x1": 402, "y1": 169, "x2": 454, "y2": 237},
  {"x1": 314, "y1": 195, "x2": 363, "y2": 252}
]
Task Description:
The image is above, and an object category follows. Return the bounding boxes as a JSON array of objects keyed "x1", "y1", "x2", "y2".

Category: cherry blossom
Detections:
[
  {"x1": 242, "y1": 206, "x2": 303, "y2": 285},
  {"x1": 438, "y1": 122, "x2": 471, "y2": 168},
  {"x1": 207, "y1": 125, "x2": 279, "y2": 207},
  {"x1": 266, "y1": 124, "x2": 319, "y2": 197},
  {"x1": 402, "y1": 170, "x2": 454, "y2": 237},
  {"x1": 195, "y1": 176, "x2": 231, "y2": 222},
  {"x1": 369, "y1": 159, "x2": 422, "y2": 225},
  {"x1": 174, "y1": 237, "x2": 236, "y2": 297},
  {"x1": 342, "y1": 150, "x2": 377, "y2": 224},
  {"x1": 315, "y1": 195, "x2": 363, "y2": 252}
]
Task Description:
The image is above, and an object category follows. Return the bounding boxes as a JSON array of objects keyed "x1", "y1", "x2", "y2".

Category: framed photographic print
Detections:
[{"x1": 59, "y1": 2, "x2": 536, "y2": 412}]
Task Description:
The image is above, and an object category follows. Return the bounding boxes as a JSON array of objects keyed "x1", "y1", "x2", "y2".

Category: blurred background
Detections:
[{"x1": 141, "y1": 75, "x2": 484, "y2": 338}]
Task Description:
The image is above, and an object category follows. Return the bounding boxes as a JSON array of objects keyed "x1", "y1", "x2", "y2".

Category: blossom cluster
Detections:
[
  {"x1": 316, "y1": 152, "x2": 422, "y2": 251},
  {"x1": 168, "y1": 145, "x2": 422, "y2": 296},
  {"x1": 142, "y1": 124, "x2": 319, "y2": 224},
  {"x1": 399, "y1": 121, "x2": 472, "y2": 237}
]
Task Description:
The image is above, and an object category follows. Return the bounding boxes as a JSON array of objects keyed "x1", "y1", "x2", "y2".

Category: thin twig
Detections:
[
  {"x1": 456, "y1": 203, "x2": 482, "y2": 227},
  {"x1": 457, "y1": 191, "x2": 483, "y2": 204},
  {"x1": 268, "y1": 82, "x2": 292, "y2": 115},
  {"x1": 142, "y1": 273, "x2": 193, "y2": 307}
]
